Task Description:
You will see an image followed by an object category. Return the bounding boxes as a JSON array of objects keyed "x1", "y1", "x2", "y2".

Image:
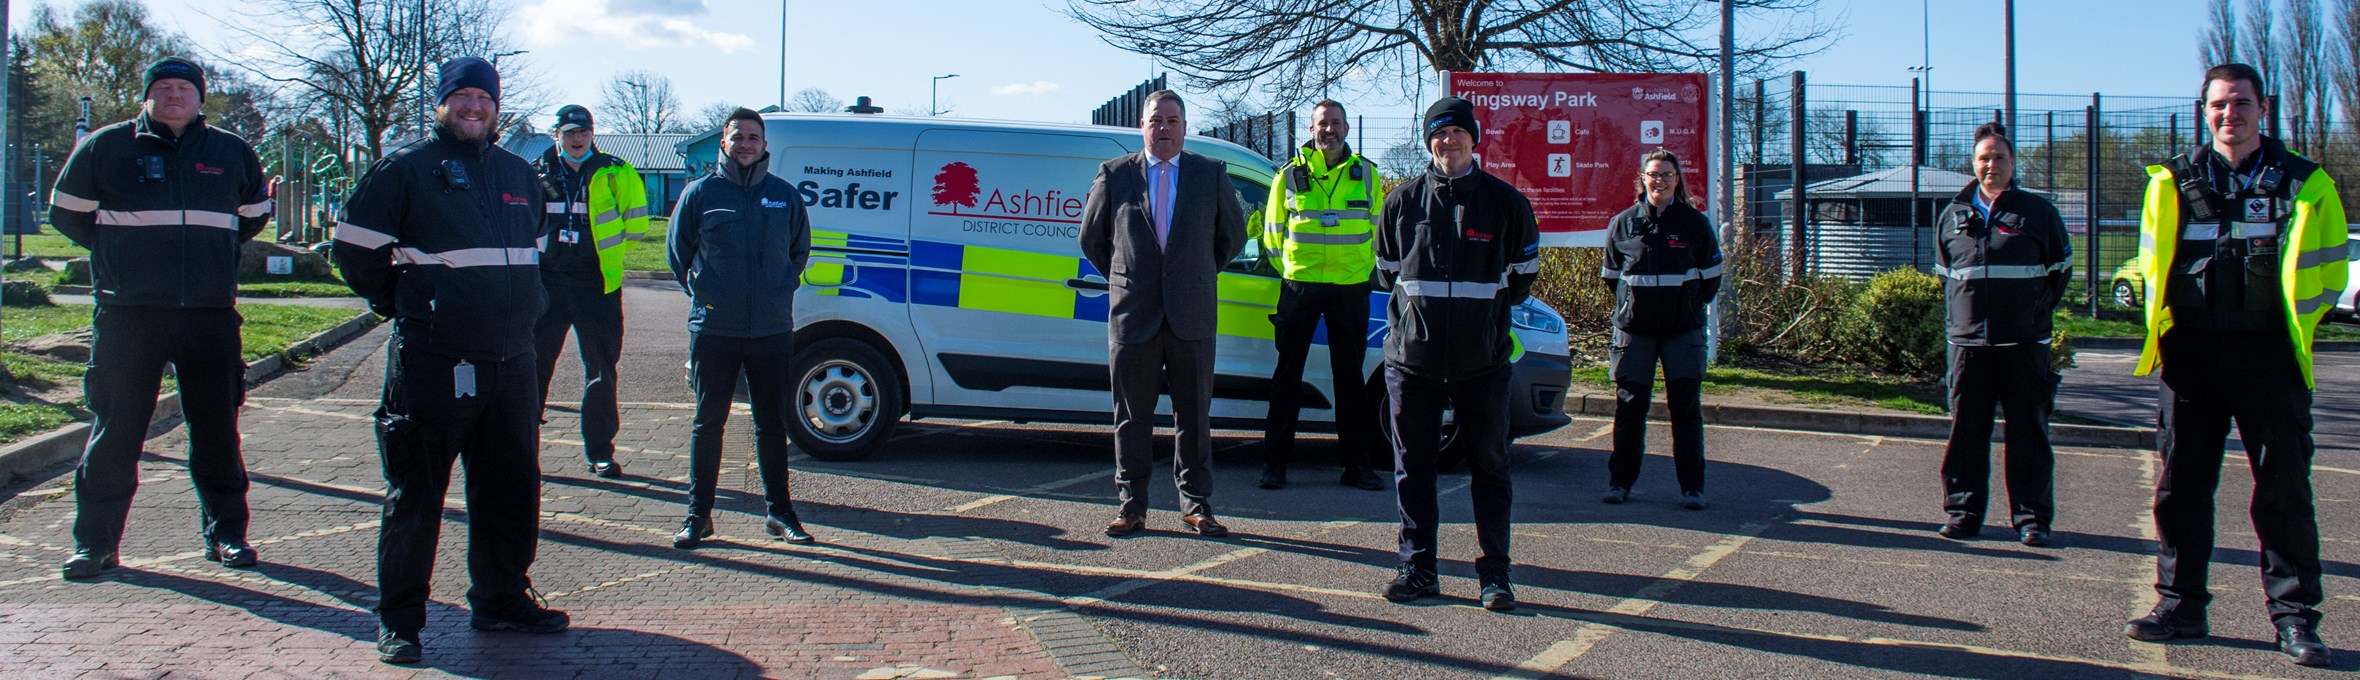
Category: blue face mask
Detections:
[{"x1": 559, "y1": 144, "x2": 591, "y2": 164}]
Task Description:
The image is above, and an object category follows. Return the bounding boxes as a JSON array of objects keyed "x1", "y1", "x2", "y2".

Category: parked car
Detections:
[
  {"x1": 2336, "y1": 238, "x2": 2359, "y2": 322},
  {"x1": 2109, "y1": 254, "x2": 2145, "y2": 309}
]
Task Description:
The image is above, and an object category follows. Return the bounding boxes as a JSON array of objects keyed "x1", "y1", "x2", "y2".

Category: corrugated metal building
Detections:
[
  {"x1": 1774, "y1": 166, "x2": 2051, "y2": 279},
  {"x1": 501, "y1": 129, "x2": 695, "y2": 214}
]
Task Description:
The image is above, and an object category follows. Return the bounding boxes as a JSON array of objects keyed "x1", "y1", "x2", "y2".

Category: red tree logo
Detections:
[{"x1": 932, "y1": 162, "x2": 980, "y2": 210}]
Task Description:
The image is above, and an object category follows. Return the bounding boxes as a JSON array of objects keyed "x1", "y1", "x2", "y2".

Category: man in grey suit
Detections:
[{"x1": 1080, "y1": 90, "x2": 1249, "y2": 538}]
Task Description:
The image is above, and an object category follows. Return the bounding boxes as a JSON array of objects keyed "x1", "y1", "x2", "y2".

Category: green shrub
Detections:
[
  {"x1": 1530, "y1": 247, "x2": 1613, "y2": 357},
  {"x1": 1717, "y1": 238, "x2": 1860, "y2": 364},
  {"x1": 1838, "y1": 268, "x2": 1947, "y2": 379},
  {"x1": 1, "y1": 280, "x2": 50, "y2": 306}
]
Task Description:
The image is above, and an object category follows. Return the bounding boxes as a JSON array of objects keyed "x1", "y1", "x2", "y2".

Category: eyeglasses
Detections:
[{"x1": 1642, "y1": 171, "x2": 1677, "y2": 180}]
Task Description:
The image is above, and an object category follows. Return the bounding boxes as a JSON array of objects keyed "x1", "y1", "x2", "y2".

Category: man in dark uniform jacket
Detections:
[
  {"x1": 334, "y1": 57, "x2": 569, "y2": 665},
  {"x1": 49, "y1": 57, "x2": 272, "y2": 579}
]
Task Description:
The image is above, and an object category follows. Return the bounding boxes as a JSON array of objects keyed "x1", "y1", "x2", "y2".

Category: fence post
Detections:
[
  {"x1": 1788, "y1": 70, "x2": 1807, "y2": 281},
  {"x1": 2045, "y1": 111, "x2": 2055, "y2": 188},
  {"x1": 1843, "y1": 110, "x2": 1857, "y2": 166},
  {"x1": 1286, "y1": 110, "x2": 1296, "y2": 154},
  {"x1": 1752, "y1": 79, "x2": 1766, "y2": 164},
  {"x1": 2085, "y1": 95, "x2": 2102, "y2": 317}
]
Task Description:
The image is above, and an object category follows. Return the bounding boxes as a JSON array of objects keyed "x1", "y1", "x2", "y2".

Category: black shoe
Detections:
[
  {"x1": 2124, "y1": 607, "x2": 2208, "y2": 641},
  {"x1": 766, "y1": 513, "x2": 816, "y2": 545},
  {"x1": 1937, "y1": 519, "x2": 1982, "y2": 540},
  {"x1": 589, "y1": 459, "x2": 623, "y2": 478},
  {"x1": 2279, "y1": 622, "x2": 2333, "y2": 667},
  {"x1": 1258, "y1": 462, "x2": 1286, "y2": 490},
  {"x1": 60, "y1": 550, "x2": 118, "y2": 580},
  {"x1": 2018, "y1": 525, "x2": 2051, "y2": 547},
  {"x1": 1478, "y1": 565, "x2": 1517, "y2": 612},
  {"x1": 470, "y1": 592, "x2": 570, "y2": 634},
  {"x1": 205, "y1": 540, "x2": 259, "y2": 568},
  {"x1": 375, "y1": 627, "x2": 423, "y2": 664},
  {"x1": 1340, "y1": 467, "x2": 1384, "y2": 491},
  {"x1": 1382, "y1": 563, "x2": 1440, "y2": 603},
  {"x1": 1601, "y1": 487, "x2": 1630, "y2": 504},
  {"x1": 1679, "y1": 491, "x2": 1707, "y2": 510},
  {"x1": 671, "y1": 517, "x2": 714, "y2": 549}
]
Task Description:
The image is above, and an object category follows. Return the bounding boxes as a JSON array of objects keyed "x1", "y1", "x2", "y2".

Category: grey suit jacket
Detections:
[{"x1": 1079, "y1": 150, "x2": 1248, "y2": 344}]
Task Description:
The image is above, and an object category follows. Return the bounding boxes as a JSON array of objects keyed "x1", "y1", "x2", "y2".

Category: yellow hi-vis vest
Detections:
[
  {"x1": 561, "y1": 158, "x2": 653, "y2": 293},
  {"x1": 1256, "y1": 146, "x2": 1380, "y2": 284},
  {"x1": 2135, "y1": 156, "x2": 2349, "y2": 388}
]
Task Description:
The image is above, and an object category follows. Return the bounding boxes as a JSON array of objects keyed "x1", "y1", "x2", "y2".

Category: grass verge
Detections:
[
  {"x1": 2058, "y1": 314, "x2": 2360, "y2": 341},
  {"x1": 624, "y1": 218, "x2": 670, "y2": 273},
  {"x1": 0, "y1": 302, "x2": 361, "y2": 443},
  {"x1": 1573, "y1": 362, "x2": 1948, "y2": 416}
]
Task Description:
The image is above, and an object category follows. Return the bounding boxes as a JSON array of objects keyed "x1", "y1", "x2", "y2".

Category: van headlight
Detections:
[{"x1": 1509, "y1": 298, "x2": 1564, "y2": 334}]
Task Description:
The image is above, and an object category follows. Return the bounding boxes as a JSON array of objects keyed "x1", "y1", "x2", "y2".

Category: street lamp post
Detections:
[{"x1": 931, "y1": 74, "x2": 960, "y2": 116}]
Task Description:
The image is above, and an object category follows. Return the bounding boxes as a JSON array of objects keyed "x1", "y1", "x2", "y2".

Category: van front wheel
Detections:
[{"x1": 787, "y1": 338, "x2": 903, "y2": 461}]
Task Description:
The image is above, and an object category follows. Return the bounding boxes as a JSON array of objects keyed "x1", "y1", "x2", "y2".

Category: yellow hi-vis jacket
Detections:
[
  {"x1": 543, "y1": 150, "x2": 653, "y2": 293},
  {"x1": 1256, "y1": 145, "x2": 1381, "y2": 284},
  {"x1": 2135, "y1": 147, "x2": 2349, "y2": 388}
]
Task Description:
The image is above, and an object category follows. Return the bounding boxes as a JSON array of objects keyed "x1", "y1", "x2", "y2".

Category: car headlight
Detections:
[{"x1": 1509, "y1": 297, "x2": 1564, "y2": 334}]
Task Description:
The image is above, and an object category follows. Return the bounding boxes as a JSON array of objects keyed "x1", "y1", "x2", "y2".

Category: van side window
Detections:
[{"x1": 1228, "y1": 175, "x2": 1276, "y2": 276}]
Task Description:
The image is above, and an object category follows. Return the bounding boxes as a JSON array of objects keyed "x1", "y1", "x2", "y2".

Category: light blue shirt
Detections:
[{"x1": 1146, "y1": 152, "x2": 1179, "y2": 247}]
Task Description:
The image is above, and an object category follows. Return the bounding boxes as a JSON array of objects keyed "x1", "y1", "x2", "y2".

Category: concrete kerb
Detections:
[
  {"x1": 1567, "y1": 392, "x2": 2157, "y2": 450},
  {"x1": 0, "y1": 311, "x2": 382, "y2": 485}
]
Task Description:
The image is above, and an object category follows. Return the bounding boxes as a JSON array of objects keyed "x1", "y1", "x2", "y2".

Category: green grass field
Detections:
[
  {"x1": 1571, "y1": 364, "x2": 1948, "y2": 416},
  {"x1": 0, "y1": 301, "x2": 361, "y2": 442},
  {"x1": 624, "y1": 218, "x2": 671, "y2": 273}
]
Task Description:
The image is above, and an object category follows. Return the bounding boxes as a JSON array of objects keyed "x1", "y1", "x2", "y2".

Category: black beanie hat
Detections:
[
  {"x1": 144, "y1": 57, "x2": 206, "y2": 101},
  {"x1": 1423, "y1": 96, "x2": 1478, "y2": 140},
  {"x1": 435, "y1": 57, "x2": 500, "y2": 104}
]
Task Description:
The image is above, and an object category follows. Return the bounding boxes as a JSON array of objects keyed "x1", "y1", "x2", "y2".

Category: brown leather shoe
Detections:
[
  {"x1": 1104, "y1": 514, "x2": 1146, "y2": 537},
  {"x1": 1181, "y1": 513, "x2": 1229, "y2": 538}
]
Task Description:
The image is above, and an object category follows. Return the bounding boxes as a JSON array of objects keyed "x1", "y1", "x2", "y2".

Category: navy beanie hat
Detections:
[
  {"x1": 435, "y1": 57, "x2": 500, "y2": 104},
  {"x1": 144, "y1": 57, "x2": 206, "y2": 101},
  {"x1": 1423, "y1": 96, "x2": 1478, "y2": 140}
]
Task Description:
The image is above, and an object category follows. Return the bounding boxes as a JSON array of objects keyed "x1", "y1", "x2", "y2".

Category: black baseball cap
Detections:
[{"x1": 555, "y1": 105, "x2": 594, "y2": 132}]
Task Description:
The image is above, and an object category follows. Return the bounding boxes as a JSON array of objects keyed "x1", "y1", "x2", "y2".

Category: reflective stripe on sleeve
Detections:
[
  {"x1": 1396, "y1": 279, "x2": 1505, "y2": 299},
  {"x1": 1600, "y1": 266, "x2": 1620, "y2": 279},
  {"x1": 596, "y1": 233, "x2": 628, "y2": 250},
  {"x1": 1376, "y1": 258, "x2": 1401, "y2": 273},
  {"x1": 1933, "y1": 264, "x2": 2053, "y2": 280},
  {"x1": 619, "y1": 206, "x2": 649, "y2": 220},
  {"x1": 334, "y1": 222, "x2": 397, "y2": 249},
  {"x1": 238, "y1": 199, "x2": 273, "y2": 218},
  {"x1": 2296, "y1": 247, "x2": 2349, "y2": 270},
  {"x1": 97, "y1": 209, "x2": 237, "y2": 230},
  {"x1": 1508, "y1": 258, "x2": 1541, "y2": 275},
  {"x1": 391, "y1": 247, "x2": 540, "y2": 268},
  {"x1": 49, "y1": 190, "x2": 97, "y2": 213},
  {"x1": 2297, "y1": 289, "x2": 2341, "y2": 315},
  {"x1": 592, "y1": 210, "x2": 620, "y2": 225}
]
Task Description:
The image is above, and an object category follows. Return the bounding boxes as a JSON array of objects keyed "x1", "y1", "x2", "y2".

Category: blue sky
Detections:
[{"x1": 12, "y1": 0, "x2": 2220, "y2": 128}]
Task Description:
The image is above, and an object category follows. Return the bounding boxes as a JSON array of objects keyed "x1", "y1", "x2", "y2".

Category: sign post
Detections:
[{"x1": 1448, "y1": 72, "x2": 1715, "y2": 247}]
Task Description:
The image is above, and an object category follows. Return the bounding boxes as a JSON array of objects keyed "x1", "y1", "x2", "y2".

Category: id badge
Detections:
[
  {"x1": 454, "y1": 361, "x2": 477, "y2": 399},
  {"x1": 1320, "y1": 211, "x2": 1341, "y2": 227},
  {"x1": 558, "y1": 228, "x2": 581, "y2": 245},
  {"x1": 2183, "y1": 223, "x2": 2221, "y2": 241},
  {"x1": 2243, "y1": 197, "x2": 2274, "y2": 223}
]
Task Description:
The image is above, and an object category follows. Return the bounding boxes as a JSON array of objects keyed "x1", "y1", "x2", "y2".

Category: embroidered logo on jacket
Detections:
[
  {"x1": 192, "y1": 162, "x2": 226, "y2": 175},
  {"x1": 1462, "y1": 228, "x2": 1494, "y2": 242},
  {"x1": 502, "y1": 192, "x2": 533, "y2": 206},
  {"x1": 760, "y1": 198, "x2": 793, "y2": 209}
]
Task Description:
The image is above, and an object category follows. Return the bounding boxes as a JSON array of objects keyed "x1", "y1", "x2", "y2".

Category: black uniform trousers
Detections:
[
  {"x1": 374, "y1": 331, "x2": 542, "y2": 635},
  {"x1": 1941, "y1": 343, "x2": 2057, "y2": 530},
  {"x1": 1608, "y1": 327, "x2": 1708, "y2": 493},
  {"x1": 533, "y1": 273, "x2": 624, "y2": 464},
  {"x1": 73, "y1": 306, "x2": 248, "y2": 552},
  {"x1": 2152, "y1": 329, "x2": 2323, "y2": 627},
  {"x1": 685, "y1": 331, "x2": 796, "y2": 520},
  {"x1": 1112, "y1": 324, "x2": 1217, "y2": 518},
  {"x1": 1389, "y1": 365, "x2": 1513, "y2": 571},
  {"x1": 1263, "y1": 280, "x2": 1379, "y2": 471}
]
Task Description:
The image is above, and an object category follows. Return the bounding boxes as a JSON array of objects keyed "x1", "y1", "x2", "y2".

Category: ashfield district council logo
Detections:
[
  {"x1": 929, "y1": 161, "x2": 1085, "y2": 238},
  {"x1": 1630, "y1": 86, "x2": 1646, "y2": 100}
]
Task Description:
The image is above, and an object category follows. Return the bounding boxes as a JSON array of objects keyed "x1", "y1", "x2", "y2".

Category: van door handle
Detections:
[{"x1": 1066, "y1": 276, "x2": 1108, "y2": 291}]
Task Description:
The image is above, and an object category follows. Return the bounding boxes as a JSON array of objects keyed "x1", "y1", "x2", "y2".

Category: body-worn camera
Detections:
[
  {"x1": 440, "y1": 160, "x2": 471, "y2": 190},
  {"x1": 136, "y1": 155, "x2": 167, "y2": 183}
]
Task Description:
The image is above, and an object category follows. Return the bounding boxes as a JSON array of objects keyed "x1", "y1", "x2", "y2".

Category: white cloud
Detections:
[
  {"x1": 518, "y1": 0, "x2": 754, "y2": 54},
  {"x1": 991, "y1": 80, "x2": 1064, "y2": 97}
]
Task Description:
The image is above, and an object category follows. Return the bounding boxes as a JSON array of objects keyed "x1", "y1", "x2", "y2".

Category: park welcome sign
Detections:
[{"x1": 1448, "y1": 72, "x2": 1715, "y2": 247}]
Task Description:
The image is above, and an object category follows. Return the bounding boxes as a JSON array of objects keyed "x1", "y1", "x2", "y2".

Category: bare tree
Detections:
[
  {"x1": 1064, "y1": 0, "x2": 1834, "y2": 106},
  {"x1": 21, "y1": 0, "x2": 192, "y2": 141},
  {"x1": 598, "y1": 69, "x2": 684, "y2": 133},
  {"x1": 222, "y1": 0, "x2": 526, "y2": 161},
  {"x1": 2245, "y1": 0, "x2": 2279, "y2": 91},
  {"x1": 2201, "y1": 0, "x2": 2238, "y2": 68},
  {"x1": 2285, "y1": 0, "x2": 2332, "y2": 154},
  {"x1": 690, "y1": 102, "x2": 737, "y2": 133},
  {"x1": 785, "y1": 87, "x2": 841, "y2": 113}
]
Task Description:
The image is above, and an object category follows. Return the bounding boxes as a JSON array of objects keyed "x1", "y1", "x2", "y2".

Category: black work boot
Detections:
[
  {"x1": 766, "y1": 511, "x2": 816, "y2": 545},
  {"x1": 2279, "y1": 622, "x2": 2333, "y2": 667},
  {"x1": 1477, "y1": 563, "x2": 1517, "y2": 612},
  {"x1": 2124, "y1": 606, "x2": 2208, "y2": 641},
  {"x1": 671, "y1": 516, "x2": 714, "y2": 549},
  {"x1": 61, "y1": 549, "x2": 119, "y2": 580},
  {"x1": 1382, "y1": 563, "x2": 1439, "y2": 603},
  {"x1": 376, "y1": 626, "x2": 423, "y2": 664},
  {"x1": 470, "y1": 591, "x2": 570, "y2": 634}
]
